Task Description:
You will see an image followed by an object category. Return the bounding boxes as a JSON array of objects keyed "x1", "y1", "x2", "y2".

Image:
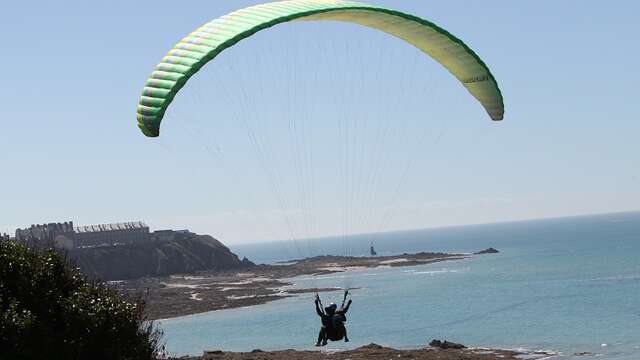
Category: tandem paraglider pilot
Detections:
[{"x1": 314, "y1": 290, "x2": 352, "y2": 346}]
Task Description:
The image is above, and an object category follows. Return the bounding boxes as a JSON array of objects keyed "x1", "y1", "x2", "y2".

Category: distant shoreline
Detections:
[{"x1": 115, "y1": 249, "x2": 496, "y2": 320}]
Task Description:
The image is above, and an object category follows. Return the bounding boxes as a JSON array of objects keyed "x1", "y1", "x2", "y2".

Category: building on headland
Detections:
[
  {"x1": 14, "y1": 221, "x2": 193, "y2": 250},
  {"x1": 74, "y1": 221, "x2": 150, "y2": 247},
  {"x1": 15, "y1": 222, "x2": 76, "y2": 249},
  {"x1": 150, "y1": 229, "x2": 195, "y2": 242}
]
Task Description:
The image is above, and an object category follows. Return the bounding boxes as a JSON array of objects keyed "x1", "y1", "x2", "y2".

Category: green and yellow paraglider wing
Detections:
[{"x1": 136, "y1": 0, "x2": 504, "y2": 137}]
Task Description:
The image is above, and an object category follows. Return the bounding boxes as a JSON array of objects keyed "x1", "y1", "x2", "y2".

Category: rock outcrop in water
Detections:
[
  {"x1": 429, "y1": 339, "x2": 467, "y2": 349},
  {"x1": 70, "y1": 235, "x2": 253, "y2": 281},
  {"x1": 475, "y1": 247, "x2": 499, "y2": 254}
]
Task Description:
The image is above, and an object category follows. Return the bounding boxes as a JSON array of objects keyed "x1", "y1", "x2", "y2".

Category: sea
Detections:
[{"x1": 159, "y1": 212, "x2": 640, "y2": 359}]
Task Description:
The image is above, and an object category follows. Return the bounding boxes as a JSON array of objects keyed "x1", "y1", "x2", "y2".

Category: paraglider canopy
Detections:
[{"x1": 136, "y1": 0, "x2": 504, "y2": 137}]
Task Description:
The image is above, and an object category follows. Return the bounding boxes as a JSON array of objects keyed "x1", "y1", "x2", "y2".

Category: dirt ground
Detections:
[{"x1": 177, "y1": 343, "x2": 537, "y2": 360}]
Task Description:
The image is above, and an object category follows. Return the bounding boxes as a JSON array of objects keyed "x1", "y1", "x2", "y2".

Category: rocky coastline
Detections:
[{"x1": 115, "y1": 249, "x2": 496, "y2": 320}]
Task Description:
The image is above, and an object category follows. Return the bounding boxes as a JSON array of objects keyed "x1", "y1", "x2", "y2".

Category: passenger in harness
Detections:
[{"x1": 314, "y1": 291, "x2": 352, "y2": 346}]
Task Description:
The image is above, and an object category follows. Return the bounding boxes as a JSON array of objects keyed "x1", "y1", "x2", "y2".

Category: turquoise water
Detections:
[{"x1": 160, "y1": 212, "x2": 640, "y2": 358}]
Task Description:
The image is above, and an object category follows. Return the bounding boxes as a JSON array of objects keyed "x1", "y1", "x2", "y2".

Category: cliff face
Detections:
[{"x1": 70, "y1": 235, "x2": 252, "y2": 281}]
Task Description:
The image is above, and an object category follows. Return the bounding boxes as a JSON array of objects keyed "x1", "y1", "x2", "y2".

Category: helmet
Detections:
[{"x1": 325, "y1": 303, "x2": 337, "y2": 313}]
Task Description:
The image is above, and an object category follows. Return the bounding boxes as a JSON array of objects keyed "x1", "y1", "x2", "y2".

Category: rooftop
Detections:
[{"x1": 75, "y1": 221, "x2": 148, "y2": 233}]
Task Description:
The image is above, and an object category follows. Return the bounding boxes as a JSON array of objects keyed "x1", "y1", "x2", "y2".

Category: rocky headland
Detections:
[{"x1": 71, "y1": 235, "x2": 253, "y2": 281}]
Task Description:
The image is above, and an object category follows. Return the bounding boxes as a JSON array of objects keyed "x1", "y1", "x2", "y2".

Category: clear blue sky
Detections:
[{"x1": 1, "y1": 1, "x2": 638, "y2": 244}]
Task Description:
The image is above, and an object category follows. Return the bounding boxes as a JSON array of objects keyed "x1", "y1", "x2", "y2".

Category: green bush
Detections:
[{"x1": 0, "y1": 240, "x2": 164, "y2": 360}]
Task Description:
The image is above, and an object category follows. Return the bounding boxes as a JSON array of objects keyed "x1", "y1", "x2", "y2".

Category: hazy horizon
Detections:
[{"x1": 5, "y1": 209, "x2": 639, "y2": 246}]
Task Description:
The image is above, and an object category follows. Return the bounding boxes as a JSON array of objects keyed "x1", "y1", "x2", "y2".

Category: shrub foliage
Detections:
[{"x1": 0, "y1": 240, "x2": 164, "y2": 360}]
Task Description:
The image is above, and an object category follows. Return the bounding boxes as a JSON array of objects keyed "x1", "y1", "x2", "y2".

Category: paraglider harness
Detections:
[{"x1": 316, "y1": 290, "x2": 351, "y2": 342}]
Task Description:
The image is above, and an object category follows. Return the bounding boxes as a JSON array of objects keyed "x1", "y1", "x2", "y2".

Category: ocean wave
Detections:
[
  {"x1": 294, "y1": 274, "x2": 351, "y2": 281},
  {"x1": 505, "y1": 347, "x2": 559, "y2": 360},
  {"x1": 404, "y1": 267, "x2": 469, "y2": 276},
  {"x1": 582, "y1": 274, "x2": 640, "y2": 283}
]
